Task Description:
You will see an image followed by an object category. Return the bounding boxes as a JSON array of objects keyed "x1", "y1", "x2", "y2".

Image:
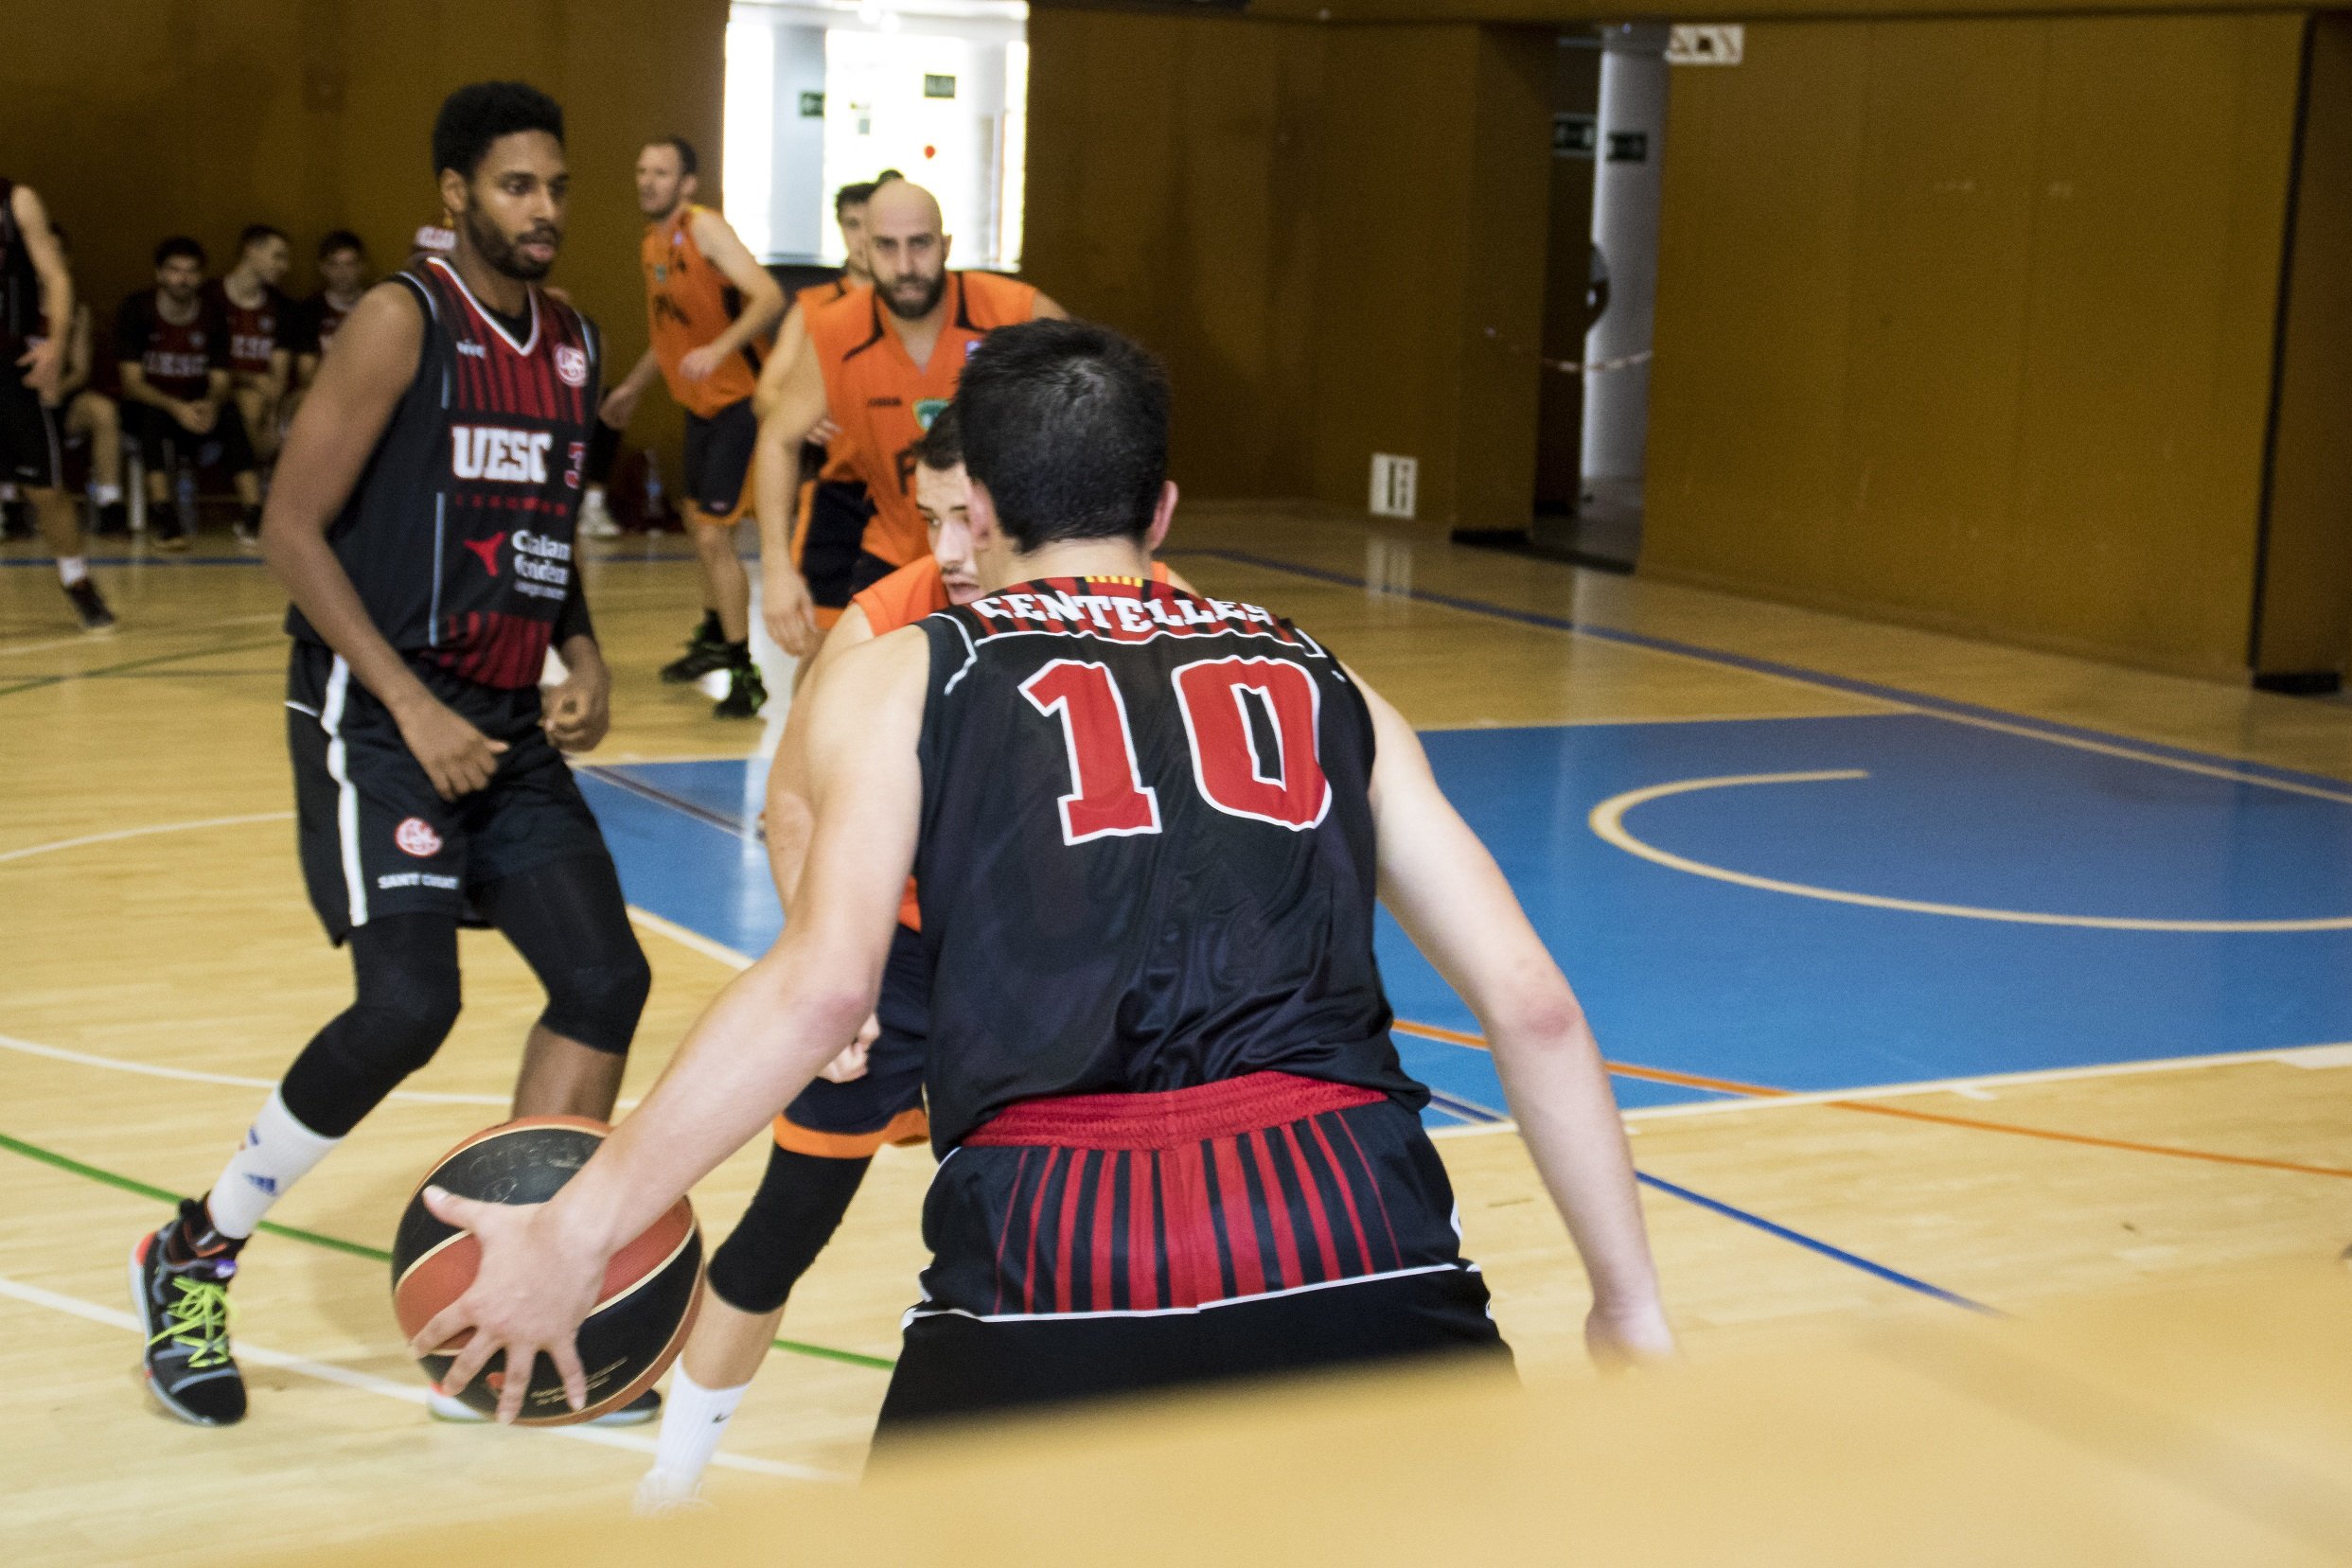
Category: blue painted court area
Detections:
[{"x1": 580, "y1": 710, "x2": 2352, "y2": 1126}]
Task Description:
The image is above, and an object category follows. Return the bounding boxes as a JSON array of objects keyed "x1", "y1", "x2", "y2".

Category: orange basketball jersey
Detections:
[
  {"x1": 640, "y1": 204, "x2": 761, "y2": 419},
  {"x1": 803, "y1": 271, "x2": 1037, "y2": 570}
]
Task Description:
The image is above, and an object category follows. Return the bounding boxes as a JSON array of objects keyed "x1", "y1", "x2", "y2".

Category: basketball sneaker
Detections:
[
  {"x1": 659, "y1": 612, "x2": 730, "y2": 683},
  {"x1": 64, "y1": 579, "x2": 116, "y2": 635},
  {"x1": 130, "y1": 1199, "x2": 246, "y2": 1427},
  {"x1": 712, "y1": 657, "x2": 767, "y2": 719},
  {"x1": 576, "y1": 488, "x2": 622, "y2": 539},
  {"x1": 427, "y1": 1383, "x2": 662, "y2": 1426}
]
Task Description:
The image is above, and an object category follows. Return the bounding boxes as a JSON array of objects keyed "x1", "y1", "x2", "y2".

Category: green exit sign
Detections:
[
  {"x1": 799, "y1": 91, "x2": 823, "y2": 116},
  {"x1": 924, "y1": 74, "x2": 957, "y2": 98}
]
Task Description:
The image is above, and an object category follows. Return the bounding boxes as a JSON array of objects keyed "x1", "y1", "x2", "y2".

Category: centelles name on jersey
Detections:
[
  {"x1": 451, "y1": 424, "x2": 555, "y2": 484},
  {"x1": 963, "y1": 585, "x2": 1284, "y2": 642}
]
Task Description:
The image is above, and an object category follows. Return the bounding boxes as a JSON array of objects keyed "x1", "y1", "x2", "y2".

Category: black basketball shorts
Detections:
[
  {"x1": 681, "y1": 397, "x2": 757, "y2": 520},
  {"x1": 122, "y1": 399, "x2": 256, "y2": 477},
  {"x1": 770, "y1": 921, "x2": 929, "y2": 1157},
  {"x1": 0, "y1": 368, "x2": 62, "y2": 489},
  {"x1": 794, "y1": 477, "x2": 889, "y2": 613},
  {"x1": 873, "y1": 1074, "x2": 1510, "y2": 1436},
  {"x1": 284, "y1": 641, "x2": 617, "y2": 944}
]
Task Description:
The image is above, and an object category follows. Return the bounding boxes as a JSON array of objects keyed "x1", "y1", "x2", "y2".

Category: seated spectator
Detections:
[
  {"x1": 116, "y1": 237, "x2": 256, "y2": 551},
  {"x1": 292, "y1": 229, "x2": 368, "y2": 388},
  {"x1": 208, "y1": 223, "x2": 293, "y2": 531}
]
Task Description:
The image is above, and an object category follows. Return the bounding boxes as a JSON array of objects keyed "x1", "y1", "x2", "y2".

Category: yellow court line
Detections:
[{"x1": 1588, "y1": 771, "x2": 2352, "y2": 933}]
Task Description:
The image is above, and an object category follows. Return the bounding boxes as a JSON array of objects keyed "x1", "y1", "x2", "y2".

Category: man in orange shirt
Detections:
[
  {"x1": 602, "y1": 136, "x2": 784, "y2": 716},
  {"x1": 749, "y1": 179, "x2": 1063, "y2": 657},
  {"x1": 635, "y1": 403, "x2": 1191, "y2": 1508}
]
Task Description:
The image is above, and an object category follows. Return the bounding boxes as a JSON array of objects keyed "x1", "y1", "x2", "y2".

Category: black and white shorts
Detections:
[
  {"x1": 284, "y1": 641, "x2": 616, "y2": 944},
  {"x1": 0, "y1": 369, "x2": 62, "y2": 490}
]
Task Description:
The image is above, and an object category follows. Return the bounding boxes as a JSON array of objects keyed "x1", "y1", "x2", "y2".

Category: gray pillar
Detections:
[{"x1": 1582, "y1": 22, "x2": 1669, "y2": 502}]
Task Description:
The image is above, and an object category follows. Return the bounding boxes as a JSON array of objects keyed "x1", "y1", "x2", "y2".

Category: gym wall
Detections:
[{"x1": 3, "y1": 0, "x2": 727, "y2": 482}]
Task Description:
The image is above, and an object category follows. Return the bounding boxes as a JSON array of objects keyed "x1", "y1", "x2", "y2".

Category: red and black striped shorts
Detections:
[{"x1": 875, "y1": 1072, "x2": 1508, "y2": 1434}]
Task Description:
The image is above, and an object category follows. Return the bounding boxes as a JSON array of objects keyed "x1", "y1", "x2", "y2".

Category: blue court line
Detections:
[
  {"x1": 1634, "y1": 1171, "x2": 1995, "y2": 1314},
  {"x1": 1178, "y1": 547, "x2": 2352, "y2": 802},
  {"x1": 579, "y1": 764, "x2": 756, "y2": 838}
]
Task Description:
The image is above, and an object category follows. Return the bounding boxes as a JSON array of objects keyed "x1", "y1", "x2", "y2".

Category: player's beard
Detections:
[
  {"x1": 463, "y1": 204, "x2": 559, "y2": 282},
  {"x1": 880, "y1": 267, "x2": 946, "y2": 320}
]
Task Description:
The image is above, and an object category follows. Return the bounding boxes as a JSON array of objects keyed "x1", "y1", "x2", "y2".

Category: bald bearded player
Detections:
[{"x1": 748, "y1": 180, "x2": 1063, "y2": 658}]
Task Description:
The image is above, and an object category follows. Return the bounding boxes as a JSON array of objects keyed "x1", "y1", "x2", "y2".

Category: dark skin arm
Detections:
[{"x1": 258, "y1": 281, "x2": 509, "y2": 800}]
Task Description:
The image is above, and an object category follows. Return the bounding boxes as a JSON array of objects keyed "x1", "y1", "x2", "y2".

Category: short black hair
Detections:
[
  {"x1": 917, "y1": 401, "x2": 962, "y2": 472},
  {"x1": 317, "y1": 228, "x2": 365, "y2": 260},
  {"x1": 956, "y1": 320, "x2": 1168, "y2": 551},
  {"x1": 834, "y1": 180, "x2": 878, "y2": 215},
  {"x1": 239, "y1": 223, "x2": 287, "y2": 253},
  {"x1": 875, "y1": 167, "x2": 904, "y2": 185},
  {"x1": 154, "y1": 236, "x2": 206, "y2": 269},
  {"x1": 648, "y1": 136, "x2": 698, "y2": 177},
  {"x1": 433, "y1": 81, "x2": 565, "y2": 181}
]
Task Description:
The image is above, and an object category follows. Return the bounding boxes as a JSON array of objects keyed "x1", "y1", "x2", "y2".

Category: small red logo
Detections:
[
  {"x1": 395, "y1": 817, "x2": 443, "y2": 858},
  {"x1": 460, "y1": 532, "x2": 507, "y2": 575},
  {"x1": 554, "y1": 344, "x2": 589, "y2": 387}
]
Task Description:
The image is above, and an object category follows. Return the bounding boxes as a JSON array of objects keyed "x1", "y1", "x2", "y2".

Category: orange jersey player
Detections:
[
  {"x1": 631, "y1": 400, "x2": 1189, "y2": 1507},
  {"x1": 601, "y1": 136, "x2": 785, "y2": 717},
  {"x1": 748, "y1": 178, "x2": 1064, "y2": 660}
]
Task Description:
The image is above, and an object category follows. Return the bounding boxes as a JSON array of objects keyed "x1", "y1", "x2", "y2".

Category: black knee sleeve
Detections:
[
  {"x1": 706, "y1": 1145, "x2": 873, "y2": 1315},
  {"x1": 280, "y1": 916, "x2": 462, "y2": 1137},
  {"x1": 482, "y1": 856, "x2": 650, "y2": 1056}
]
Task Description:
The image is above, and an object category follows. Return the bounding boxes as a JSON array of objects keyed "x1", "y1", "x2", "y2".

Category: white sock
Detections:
[
  {"x1": 645, "y1": 1365, "x2": 748, "y2": 1493},
  {"x1": 203, "y1": 1088, "x2": 343, "y2": 1239},
  {"x1": 57, "y1": 556, "x2": 87, "y2": 588},
  {"x1": 94, "y1": 484, "x2": 122, "y2": 506}
]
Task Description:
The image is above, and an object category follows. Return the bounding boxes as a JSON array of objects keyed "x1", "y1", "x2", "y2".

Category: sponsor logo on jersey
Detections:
[
  {"x1": 460, "y1": 532, "x2": 508, "y2": 576},
  {"x1": 395, "y1": 817, "x2": 443, "y2": 857},
  {"x1": 456, "y1": 340, "x2": 487, "y2": 358},
  {"x1": 555, "y1": 344, "x2": 589, "y2": 387},
  {"x1": 451, "y1": 425, "x2": 553, "y2": 484},
  {"x1": 914, "y1": 397, "x2": 949, "y2": 432}
]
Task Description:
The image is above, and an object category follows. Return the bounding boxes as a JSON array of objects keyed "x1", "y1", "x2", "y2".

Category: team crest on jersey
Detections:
[
  {"x1": 914, "y1": 398, "x2": 950, "y2": 432},
  {"x1": 395, "y1": 818, "x2": 443, "y2": 858},
  {"x1": 555, "y1": 344, "x2": 589, "y2": 387},
  {"x1": 964, "y1": 340, "x2": 981, "y2": 361}
]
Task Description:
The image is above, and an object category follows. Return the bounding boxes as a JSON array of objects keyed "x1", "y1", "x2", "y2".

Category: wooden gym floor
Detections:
[{"x1": 4, "y1": 503, "x2": 2350, "y2": 1563}]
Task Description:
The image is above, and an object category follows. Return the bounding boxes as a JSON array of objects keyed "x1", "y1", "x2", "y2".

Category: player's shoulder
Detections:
[
  {"x1": 960, "y1": 269, "x2": 1035, "y2": 321},
  {"x1": 854, "y1": 555, "x2": 946, "y2": 635}
]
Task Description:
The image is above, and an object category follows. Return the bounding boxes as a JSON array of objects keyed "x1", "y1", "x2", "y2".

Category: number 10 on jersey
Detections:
[{"x1": 1019, "y1": 656, "x2": 1333, "y2": 846}]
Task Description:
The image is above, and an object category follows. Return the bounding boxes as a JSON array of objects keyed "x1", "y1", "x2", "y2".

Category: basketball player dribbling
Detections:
[
  {"x1": 636, "y1": 404, "x2": 1198, "y2": 1505},
  {"x1": 130, "y1": 81, "x2": 656, "y2": 1429},
  {"x1": 748, "y1": 179, "x2": 1065, "y2": 659},
  {"x1": 416, "y1": 319, "x2": 1674, "y2": 1437}
]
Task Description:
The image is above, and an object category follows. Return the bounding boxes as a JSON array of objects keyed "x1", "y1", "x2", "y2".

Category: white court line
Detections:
[
  {"x1": 0, "y1": 1272, "x2": 846, "y2": 1483},
  {"x1": 1431, "y1": 1039, "x2": 2352, "y2": 1139},
  {"x1": 0, "y1": 611, "x2": 286, "y2": 660},
  {"x1": 0, "y1": 809, "x2": 292, "y2": 864},
  {"x1": 0, "y1": 1031, "x2": 508, "y2": 1105}
]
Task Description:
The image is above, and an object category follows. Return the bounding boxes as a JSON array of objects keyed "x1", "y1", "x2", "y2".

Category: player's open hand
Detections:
[
  {"x1": 1583, "y1": 1297, "x2": 1677, "y2": 1371},
  {"x1": 817, "y1": 1013, "x2": 882, "y2": 1083},
  {"x1": 397, "y1": 696, "x2": 508, "y2": 801},
  {"x1": 676, "y1": 344, "x2": 724, "y2": 383},
  {"x1": 542, "y1": 653, "x2": 611, "y2": 753},
  {"x1": 16, "y1": 337, "x2": 61, "y2": 401},
  {"x1": 761, "y1": 559, "x2": 820, "y2": 659},
  {"x1": 409, "y1": 1185, "x2": 605, "y2": 1425},
  {"x1": 598, "y1": 382, "x2": 641, "y2": 431}
]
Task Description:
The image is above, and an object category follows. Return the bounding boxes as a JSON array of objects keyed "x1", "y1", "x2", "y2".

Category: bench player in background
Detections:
[
  {"x1": 117, "y1": 238, "x2": 255, "y2": 551},
  {"x1": 208, "y1": 222, "x2": 295, "y2": 544},
  {"x1": 130, "y1": 80, "x2": 656, "y2": 1431},
  {"x1": 598, "y1": 135, "x2": 783, "y2": 717},
  {"x1": 749, "y1": 179, "x2": 1063, "y2": 658},
  {"x1": 416, "y1": 319, "x2": 1674, "y2": 1437},
  {"x1": 285, "y1": 228, "x2": 371, "y2": 429}
]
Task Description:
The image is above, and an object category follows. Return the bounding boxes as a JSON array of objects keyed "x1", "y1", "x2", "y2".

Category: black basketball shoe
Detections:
[
  {"x1": 659, "y1": 612, "x2": 728, "y2": 683},
  {"x1": 712, "y1": 655, "x2": 767, "y2": 719},
  {"x1": 130, "y1": 1199, "x2": 247, "y2": 1426},
  {"x1": 64, "y1": 579, "x2": 116, "y2": 635}
]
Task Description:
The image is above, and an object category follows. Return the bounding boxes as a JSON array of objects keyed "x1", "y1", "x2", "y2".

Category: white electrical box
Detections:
[
  {"x1": 1370, "y1": 453, "x2": 1418, "y2": 520},
  {"x1": 1667, "y1": 25, "x2": 1743, "y2": 65}
]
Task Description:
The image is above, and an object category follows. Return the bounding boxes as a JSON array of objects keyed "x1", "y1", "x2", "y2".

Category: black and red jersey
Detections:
[
  {"x1": 285, "y1": 256, "x2": 602, "y2": 690},
  {"x1": 115, "y1": 288, "x2": 229, "y2": 401},
  {"x1": 912, "y1": 574, "x2": 1425, "y2": 1150},
  {"x1": 205, "y1": 279, "x2": 292, "y2": 376},
  {"x1": 0, "y1": 179, "x2": 43, "y2": 356}
]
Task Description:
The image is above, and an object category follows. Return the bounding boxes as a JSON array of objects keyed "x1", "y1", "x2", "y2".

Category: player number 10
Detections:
[{"x1": 1019, "y1": 656, "x2": 1333, "y2": 845}]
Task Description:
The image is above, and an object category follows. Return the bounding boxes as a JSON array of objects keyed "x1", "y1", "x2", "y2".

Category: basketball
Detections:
[{"x1": 389, "y1": 1117, "x2": 702, "y2": 1426}]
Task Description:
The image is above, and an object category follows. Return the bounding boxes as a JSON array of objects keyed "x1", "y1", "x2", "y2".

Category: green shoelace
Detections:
[{"x1": 150, "y1": 1275, "x2": 235, "y2": 1370}]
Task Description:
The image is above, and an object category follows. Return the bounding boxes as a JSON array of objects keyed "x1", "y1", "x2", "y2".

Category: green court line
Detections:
[
  {"x1": 0, "y1": 637, "x2": 287, "y2": 699},
  {"x1": 0, "y1": 1129, "x2": 896, "y2": 1371}
]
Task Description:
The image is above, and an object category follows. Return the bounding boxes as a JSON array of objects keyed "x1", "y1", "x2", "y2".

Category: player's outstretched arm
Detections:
[
  {"x1": 681, "y1": 209, "x2": 787, "y2": 380},
  {"x1": 411, "y1": 627, "x2": 929, "y2": 1421},
  {"x1": 1359, "y1": 674, "x2": 1674, "y2": 1366},
  {"x1": 762, "y1": 604, "x2": 874, "y2": 903},
  {"x1": 260, "y1": 282, "x2": 508, "y2": 802},
  {"x1": 749, "y1": 318, "x2": 827, "y2": 656}
]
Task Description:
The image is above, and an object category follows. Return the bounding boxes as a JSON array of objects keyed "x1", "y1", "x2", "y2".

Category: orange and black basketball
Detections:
[{"x1": 390, "y1": 1116, "x2": 701, "y2": 1425}]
